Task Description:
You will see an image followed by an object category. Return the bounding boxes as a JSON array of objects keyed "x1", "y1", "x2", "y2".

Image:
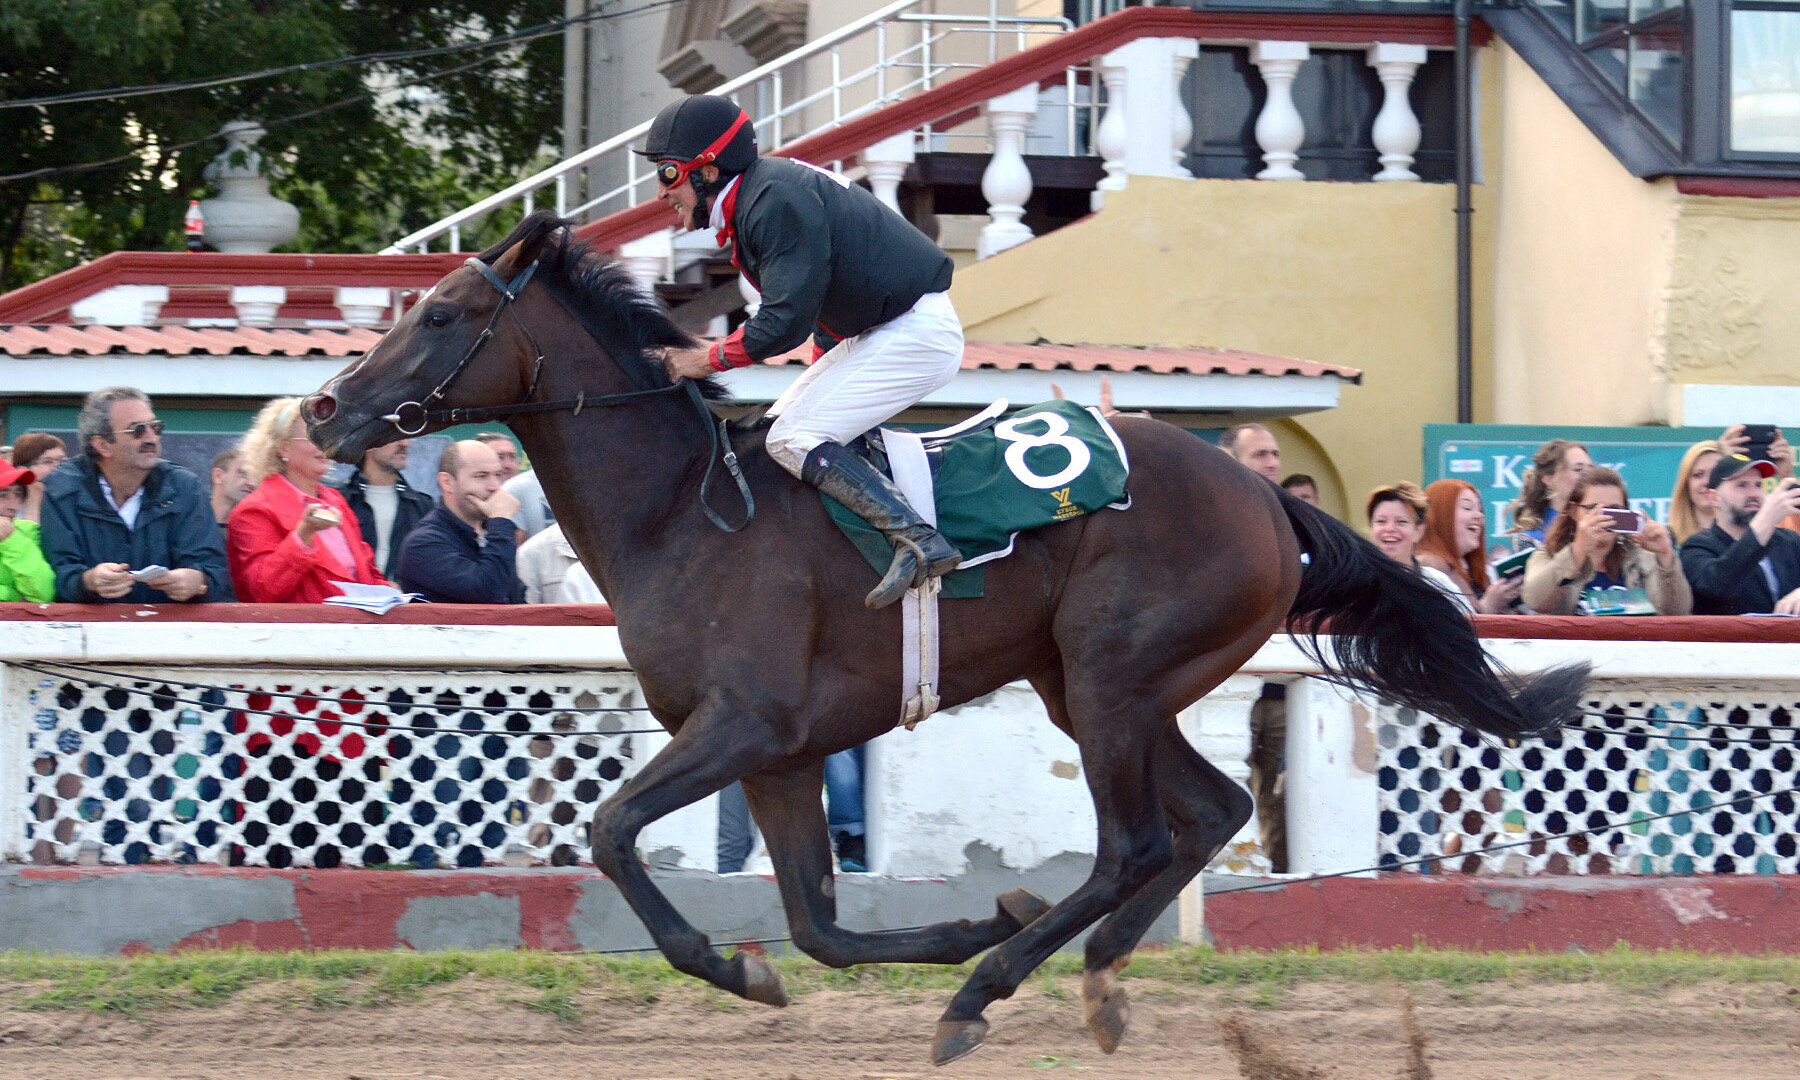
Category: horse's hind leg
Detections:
[
  {"x1": 1079, "y1": 723, "x2": 1252, "y2": 1053},
  {"x1": 929, "y1": 692, "x2": 1173, "y2": 1066},
  {"x1": 746, "y1": 764, "x2": 1050, "y2": 967}
]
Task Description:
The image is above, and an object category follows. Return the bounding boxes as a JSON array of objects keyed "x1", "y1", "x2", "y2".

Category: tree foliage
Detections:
[{"x1": 0, "y1": 0, "x2": 563, "y2": 288}]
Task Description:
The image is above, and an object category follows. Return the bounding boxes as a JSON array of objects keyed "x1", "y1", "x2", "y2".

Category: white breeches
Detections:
[{"x1": 764, "y1": 291, "x2": 964, "y2": 477}]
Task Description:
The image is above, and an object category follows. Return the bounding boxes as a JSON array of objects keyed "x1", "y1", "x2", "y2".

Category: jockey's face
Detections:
[{"x1": 657, "y1": 163, "x2": 721, "y2": 232}]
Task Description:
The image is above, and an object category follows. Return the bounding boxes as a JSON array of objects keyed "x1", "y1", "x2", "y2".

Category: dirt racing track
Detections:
[{"x1": 3, "y1": 972, "x2": 1797, "y2": 1080}]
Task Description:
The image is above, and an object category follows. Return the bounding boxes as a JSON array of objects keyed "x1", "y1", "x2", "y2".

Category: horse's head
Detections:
[{"x1": 307, "y1": 212, "x2": 574, "y2": 463}]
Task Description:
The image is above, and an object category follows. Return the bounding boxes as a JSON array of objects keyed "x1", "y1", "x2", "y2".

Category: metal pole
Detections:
[{"x1": 1454, "y1": 0, "x2": 1474, "y2": 424}]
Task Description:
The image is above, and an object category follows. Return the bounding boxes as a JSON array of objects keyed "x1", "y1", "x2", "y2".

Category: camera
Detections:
[
  {"x1": 1600, "y1": 507, "x2": 1643, "y2": 534},
  {"x1": 1742, "y1": 423, "x2": 1779, "y2": 461}
]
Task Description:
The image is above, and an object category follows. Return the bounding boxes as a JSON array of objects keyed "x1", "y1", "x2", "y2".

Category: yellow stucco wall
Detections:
[
  {"x1": 1659, "y1": 195, "x2": 1800, "y2": 399},
  {"x1": 950, "y1": 174, "x2": 1476, "y2": 522},
  {"x1": 1487, "y1": 42, "x2": 1681, "y2": 426}
]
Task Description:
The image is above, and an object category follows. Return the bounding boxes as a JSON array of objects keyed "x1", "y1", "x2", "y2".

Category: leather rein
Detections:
[{"x1": 379, "y1": 257, "x2": 754, "y2": 532}]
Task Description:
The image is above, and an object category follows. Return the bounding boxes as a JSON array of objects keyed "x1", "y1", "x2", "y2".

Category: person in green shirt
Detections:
[{"x1": 0, "y1": 461, "x2": 55, "y2": 601}]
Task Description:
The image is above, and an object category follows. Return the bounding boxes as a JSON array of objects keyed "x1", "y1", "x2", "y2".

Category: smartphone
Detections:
[
  {"x1": 1742, "y1": 423, "x2": 1779, "y2": 459},
  {"x1": 1600, "y1": 508, "x2": 1643, "y2": 534}
]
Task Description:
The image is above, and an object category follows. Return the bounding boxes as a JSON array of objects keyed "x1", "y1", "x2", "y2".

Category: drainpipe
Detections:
[{"x1": 1454, "y1": 0, "x2": 1474, "y2": 423}]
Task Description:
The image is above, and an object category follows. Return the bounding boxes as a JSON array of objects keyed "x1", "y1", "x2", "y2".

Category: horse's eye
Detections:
[{"x1": 424, "y1": 308, "x2": 453, "y2": 328}]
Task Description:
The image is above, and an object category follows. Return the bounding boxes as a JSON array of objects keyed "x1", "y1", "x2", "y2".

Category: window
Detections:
[{"x1": 1731, "y1": 4, "x2": 1800, "y2": 152}]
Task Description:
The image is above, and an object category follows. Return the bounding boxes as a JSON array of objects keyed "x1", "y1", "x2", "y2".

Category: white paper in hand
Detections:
[
  {"x1": 128, "y1": 565, "x2": 170, "y2": 582},
  {"x1": 323, "y1": 581, "x2": 426, "y2": 615}
]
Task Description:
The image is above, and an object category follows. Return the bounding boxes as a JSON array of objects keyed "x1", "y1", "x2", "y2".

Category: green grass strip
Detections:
[{"x1": 0, "y1": 944, "x2": 1794, "y2": 1018}]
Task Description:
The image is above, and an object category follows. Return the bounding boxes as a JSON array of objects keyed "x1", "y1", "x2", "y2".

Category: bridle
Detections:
[{"x1": 378, "y1": 256, "x2": 754, "y2": 532}]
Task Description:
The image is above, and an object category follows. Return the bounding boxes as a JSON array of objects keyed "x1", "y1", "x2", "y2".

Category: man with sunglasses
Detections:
[
  {"x1": 40, "y1": 386, "x2": 232, "y2": 603},
  {"x1": 645, "y1": 94, "x2": 964, "y2": 610}
]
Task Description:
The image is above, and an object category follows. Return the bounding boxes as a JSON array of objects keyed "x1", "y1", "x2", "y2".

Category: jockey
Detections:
[{"x1": 643, "y1": 94, "x2": 965, "y2": 610}]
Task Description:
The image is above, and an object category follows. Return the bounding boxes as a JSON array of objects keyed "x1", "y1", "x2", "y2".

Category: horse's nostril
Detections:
[{"x1": 308, "y1": 393, "x2": 338, "y2": 421}]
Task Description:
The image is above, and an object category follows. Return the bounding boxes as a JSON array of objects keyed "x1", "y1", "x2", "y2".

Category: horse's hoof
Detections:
[
  {"x1": 732, "y1": 950, "x2": 789, "y2": 1008},
  {"x1": 1082, "y1": 963, "x2": 1131, "y2": 1054},
  {"x1": 996, "y1": 887, "x2": 1051, "y2": 930},
  {"x1": 930, "y1": 1019, "x2": 989, "y2": 1066}
]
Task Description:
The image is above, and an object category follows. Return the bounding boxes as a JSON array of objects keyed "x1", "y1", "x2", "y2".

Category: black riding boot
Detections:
[{"x1": 802, "y1": 442, "x2": 962, "y2": 610}]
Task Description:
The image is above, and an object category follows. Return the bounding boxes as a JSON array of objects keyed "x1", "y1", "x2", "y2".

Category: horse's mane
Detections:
[{"x1": 477, "y1": 211, "x2": 730, "y2": 404}]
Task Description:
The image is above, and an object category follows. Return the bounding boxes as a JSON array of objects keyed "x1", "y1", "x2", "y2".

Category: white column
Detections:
[
  {"x1": 1093, "y1": 38, "x2": 1200, "y2": 211},
  {"x1": 1367, "y1": 43, "x2": 1428, "y2": 182},
  {"x1": 1251, "y1": 41, "x2": 1310, "y2": 181},
  {"x1": 70, "y1": 285, "x2": 168, "y2": 325},
  {"x1": 862, "y1": 131, "x2": 916, "y2": 215},
  {"x1": 1091, "y1": 54, "x2": 1130, "y2": 211},
  {"x1": 229, "y1": 286, "x2": 285, "y2": 326},
  {"x1": 618, "y1": 228, "x2": 674, "y2": 298},
  {"x1": 1169, "y1": 43, "x2": 1197, "y2": 178},
  {"x1": 0, "y1": 664, "x2": 24, "y2": 861},
  {"x1": 1284, "y1": 679, "x2": 1380, "y2": 875},
  {"x1": 334, "y1": 286, "x2": 392, "y2": 327},
  {"x1": 978, "y1": 85, "x2": 1039, "y2": 260}
]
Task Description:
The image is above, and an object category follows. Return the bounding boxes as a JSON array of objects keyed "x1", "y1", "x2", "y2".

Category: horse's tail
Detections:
[{"x1": 1277, "y1": 486, "x2": 1588, "y2": 739}]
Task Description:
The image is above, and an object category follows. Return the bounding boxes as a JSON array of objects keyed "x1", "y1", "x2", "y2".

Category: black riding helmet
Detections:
[{"x1": 636, "y1": 95, "x2": 758, "y2": 179}]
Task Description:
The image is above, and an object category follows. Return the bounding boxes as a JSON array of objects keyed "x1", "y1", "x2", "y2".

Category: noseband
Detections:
[{"x1": 379, "y1": 256, "x2": 753, "y2": 532}]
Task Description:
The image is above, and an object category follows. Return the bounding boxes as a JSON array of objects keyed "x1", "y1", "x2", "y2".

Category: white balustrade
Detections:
[
  {"x1": 229, "y1": 286, "x2": 285, "y2": 326},
  {"x1": 977, "y1": 85, "x2": 1039, "y2": 260},
  {"x1": 1251, "y1": 41, "x2": 1310, "y2": 181},
  {"x1": 618, "y1": 229, "x2": 674, "y2": 296},
  {"x1": 1366, "y1": 43, "x2": 1428, "y2": 182},
  {"x1": 1169, "y1": 45, "x2": 1196, "y2": 178},
  {"x1": 1091, "y1": 56, "x2": 1130, "y2": 211},
  {"x1": 1092, "y1": 37, "x2": 1201, "y2": 210},
  {"x1": 69, "y1": 285, "x2": 168, "y2": 326},
  {"x1": 862, "y1": 131, "x2": 917, "y2": 215},
  {"x1": 334, "y1": 287, "x2": 392, "y2": 327}
]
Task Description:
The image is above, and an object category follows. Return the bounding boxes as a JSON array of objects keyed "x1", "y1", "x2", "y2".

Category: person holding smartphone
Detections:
[
  {"x1": 1718, "y1": 423, "x2": 1800, "y2": 535},
  {"x1": 1522, "y1": 467, "x2": 1690, "y2": 615},
  {"x1": 1679, "y1": 454, "x2": 1800, "y2": 615}
]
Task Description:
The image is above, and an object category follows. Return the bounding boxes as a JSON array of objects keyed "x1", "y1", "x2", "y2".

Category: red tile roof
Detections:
[
  {"x1": 760, "y1": 340, "x2": 1362, "y2": 380},
  {"x1": 0, "y1": 324, "x2": 383, "y2": 357},
  {"x1": 0, "y1": 324, "x2": 1360, "y2": 381}
]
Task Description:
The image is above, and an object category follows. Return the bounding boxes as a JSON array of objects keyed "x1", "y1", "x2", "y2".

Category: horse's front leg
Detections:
[
  {"x1": 589, "y1": 696, "x2": 790, "y2": 1006},
  {"x1": 747, "y1": 763, "x2": 1049, "y2": 968}
]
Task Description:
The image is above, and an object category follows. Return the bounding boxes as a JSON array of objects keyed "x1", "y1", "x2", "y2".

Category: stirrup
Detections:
[{"x1": 867, "y1": 537, "x2": 923, "y2": 610}]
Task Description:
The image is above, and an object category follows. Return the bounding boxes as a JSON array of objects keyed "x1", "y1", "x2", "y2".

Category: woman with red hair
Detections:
[{"x1": 1417, "y1": 479, "x2": 1521, "y2": 614}]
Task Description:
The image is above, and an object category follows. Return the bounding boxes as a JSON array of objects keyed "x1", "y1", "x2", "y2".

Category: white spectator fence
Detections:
[{"x1": 2, "y1": 612, "x2": 1796, "y2": 883}]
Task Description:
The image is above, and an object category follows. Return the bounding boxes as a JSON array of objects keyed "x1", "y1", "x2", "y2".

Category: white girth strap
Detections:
[{"x1": 881, "y1": 429, "x2": 942, "y2": 729}]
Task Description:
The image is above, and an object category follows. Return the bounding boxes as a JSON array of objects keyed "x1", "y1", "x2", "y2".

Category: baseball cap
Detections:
[
  {"x1": 1707, "y1": 454, "x2": 1777, "y2": 489},
  {"x1": 0, "y1": 463, "x2": 36, "y2": 489}
]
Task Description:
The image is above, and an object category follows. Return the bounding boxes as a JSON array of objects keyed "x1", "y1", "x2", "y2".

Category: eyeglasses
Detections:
[{"x1": 109, "y1": 420, "x2": 164, "y2": 440}]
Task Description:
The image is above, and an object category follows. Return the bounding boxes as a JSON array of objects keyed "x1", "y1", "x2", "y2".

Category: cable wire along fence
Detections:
[{"x1": 4, "y1": 622, "x2": 1799, "y2": 876}]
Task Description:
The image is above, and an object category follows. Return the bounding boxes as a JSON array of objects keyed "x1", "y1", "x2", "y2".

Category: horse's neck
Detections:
[{"x1": 511, "y1": 398, "x2": 722, "y2": 605}]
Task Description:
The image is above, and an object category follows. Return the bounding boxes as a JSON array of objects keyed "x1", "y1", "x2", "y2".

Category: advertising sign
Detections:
[{"x1": 1424, "y1": 424, "x2": 1720, "y2": 550}]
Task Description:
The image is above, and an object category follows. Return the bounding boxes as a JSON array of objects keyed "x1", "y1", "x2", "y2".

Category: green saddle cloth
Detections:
[{"x1": 822, "y1": 399, "x2": 1131, "y2": 598}]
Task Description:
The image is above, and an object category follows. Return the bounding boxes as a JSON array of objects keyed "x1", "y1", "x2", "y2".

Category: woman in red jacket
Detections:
[{"x1": 228, "y1": 397, "x2": 388, "y2": 603}]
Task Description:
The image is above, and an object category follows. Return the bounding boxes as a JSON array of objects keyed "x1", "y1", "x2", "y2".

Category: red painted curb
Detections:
[{"x1": 1206, "y1": 874, "x2": 1800, "y2": 953}]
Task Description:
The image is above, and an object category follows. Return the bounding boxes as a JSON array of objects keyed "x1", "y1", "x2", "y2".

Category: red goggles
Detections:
[{"x1": 654, "y1": 109, "x2": 751, "y2": 189}]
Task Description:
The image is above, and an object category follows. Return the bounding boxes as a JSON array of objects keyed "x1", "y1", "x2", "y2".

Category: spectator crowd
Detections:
[
  {"x1": 7, "y1": 386, "x2": 1798, "y2": 878},
  {"x1": 1, "y1": 387, "x2": 576, "y2": 611}
]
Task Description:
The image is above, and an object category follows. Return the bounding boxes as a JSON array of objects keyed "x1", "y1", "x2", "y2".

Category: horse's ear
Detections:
[{"x1": 495, "y1": 213, "x2": 567, "y2": 272}]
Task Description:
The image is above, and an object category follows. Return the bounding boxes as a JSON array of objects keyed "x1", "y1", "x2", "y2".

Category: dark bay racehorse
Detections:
[{"x1": 307, "y1": 212, "x2": 1586, "y2": 1065}]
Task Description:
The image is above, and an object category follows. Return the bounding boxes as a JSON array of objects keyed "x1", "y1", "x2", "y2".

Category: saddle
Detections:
[{"x1": 823, "y1": 399, "x2": 1131, "y2": 599}]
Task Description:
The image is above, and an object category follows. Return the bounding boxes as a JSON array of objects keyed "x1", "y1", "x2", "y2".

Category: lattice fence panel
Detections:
[
  {"x1": 1377, "y1": 685, "x2": 1800, "y2": 875},
  {"x1": 13, "y1": 666, "x2": 651, "y2": 868}
]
